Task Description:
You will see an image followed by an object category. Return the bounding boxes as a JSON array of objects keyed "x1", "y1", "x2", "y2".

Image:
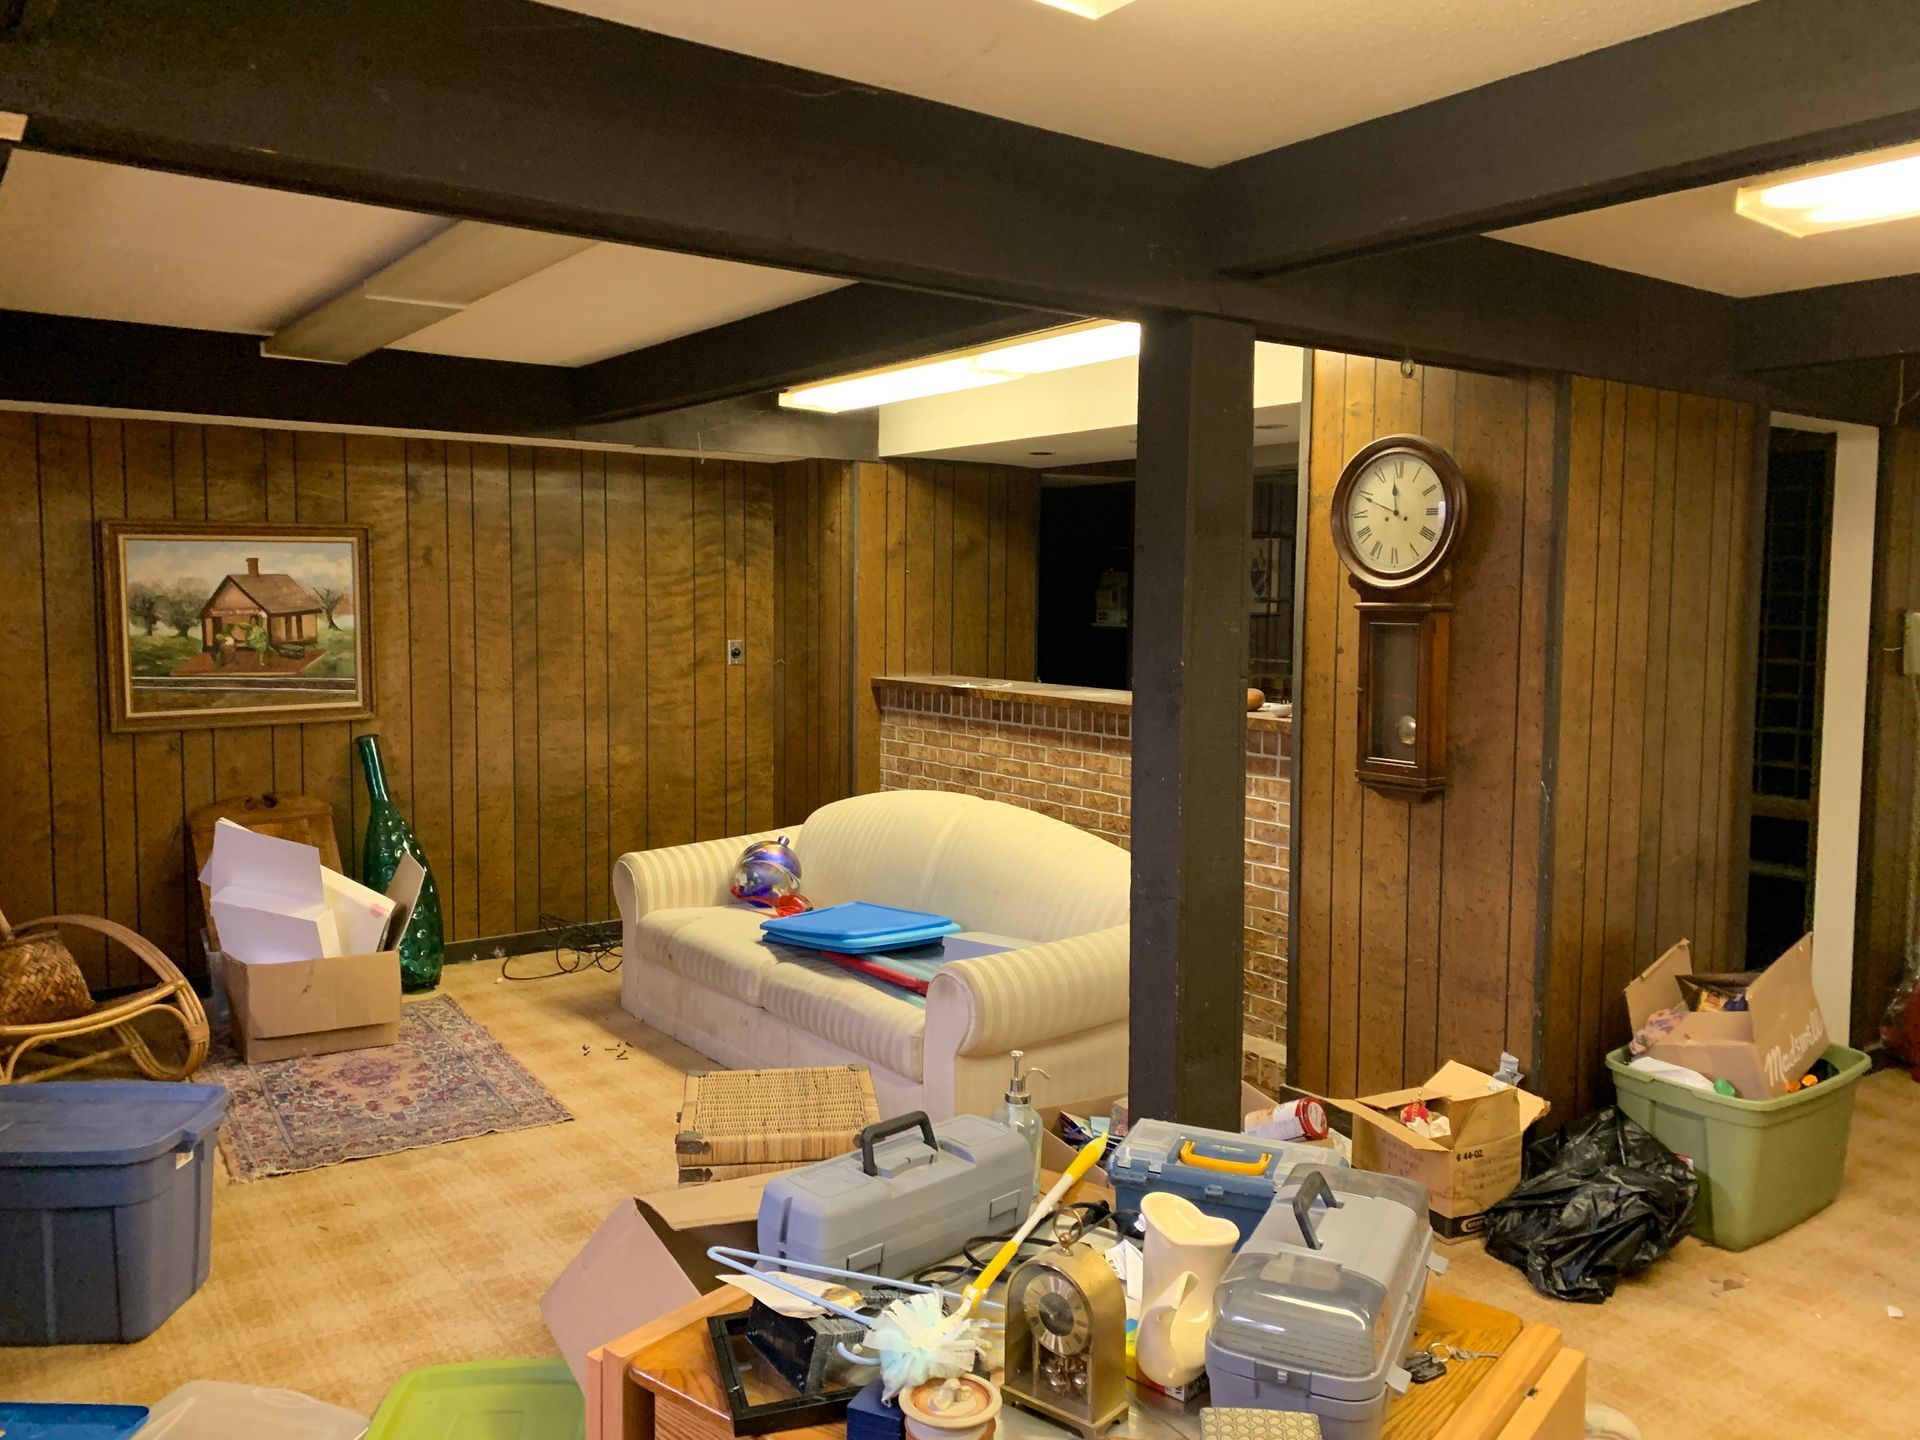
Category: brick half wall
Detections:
[{"x1": 873, "y1": 677, "x2": 1289, "y2": 1091}]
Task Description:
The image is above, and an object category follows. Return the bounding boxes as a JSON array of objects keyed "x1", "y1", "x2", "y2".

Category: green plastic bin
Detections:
[
  {"x1": 366, "y1": 1358, "x2": 584, "y2": 1439},
  {"x1": 1606, "y1": 1042, "x2": 1870, "y2": 1251}
]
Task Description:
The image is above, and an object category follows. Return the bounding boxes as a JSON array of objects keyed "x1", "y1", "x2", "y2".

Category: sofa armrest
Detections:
[
  {"x1": 613, "y1": 829, "x2": 798, "y2": 921},
  {"x1": 926, "y1": 925, "x2": 1129, "y2": 1057}
]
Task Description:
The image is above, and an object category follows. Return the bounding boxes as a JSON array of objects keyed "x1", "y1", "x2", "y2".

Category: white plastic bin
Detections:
[{"x1": 136, "y1": 1382, "x2": 367, "y2": 1439}]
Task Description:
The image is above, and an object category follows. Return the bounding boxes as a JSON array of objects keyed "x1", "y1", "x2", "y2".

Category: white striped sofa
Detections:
[{"x1": 614, "y1": 790, "x2": 1130, "y2": 1120}]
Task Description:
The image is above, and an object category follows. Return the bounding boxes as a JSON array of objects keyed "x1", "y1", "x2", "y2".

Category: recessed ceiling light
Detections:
[
  {"x1": 780, "y1": 320, "x2": 1139, "y2": 413},
  {"x1": 1029, "y1": 450, "x2": 1056, "y2": 457},
  {"x1": 1736, "y1": 143, "x2": 1920, "y2": 236},
  {"x1": 1029, "y1": 0, "x2": 1139, "y2": 17}
]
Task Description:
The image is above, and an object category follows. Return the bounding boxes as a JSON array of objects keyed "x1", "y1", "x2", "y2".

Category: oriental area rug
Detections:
[{"x1": 204, "y1": 994, "x2": 572, "y2": 1181}]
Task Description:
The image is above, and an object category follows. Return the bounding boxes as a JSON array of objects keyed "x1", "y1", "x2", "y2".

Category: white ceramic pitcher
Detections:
[{"x1": 1136, "y1": 1191, "x2": 1239, "y2": 1389}]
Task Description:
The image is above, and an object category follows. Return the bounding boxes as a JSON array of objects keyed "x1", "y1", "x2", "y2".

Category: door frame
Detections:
[{"x1": 1771, "y1": 412, "x2": 1879, "y2": 1038}]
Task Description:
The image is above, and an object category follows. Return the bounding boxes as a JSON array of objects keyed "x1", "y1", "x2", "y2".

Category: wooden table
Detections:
[{"x1": 590, "y1": 1284, "x2": 1582, "y2": 1440}]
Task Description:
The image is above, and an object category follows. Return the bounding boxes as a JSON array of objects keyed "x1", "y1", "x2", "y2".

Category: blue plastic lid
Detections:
[
  {"x1": 760, "y1": 902, "x2": 962, "y2": 953},
  {"x1": 0, "y1": 1082, "x2": 227, "y2": 1168},
  {"x1": 0, "y1": 1403, "x2": 151, "y2": 1439}
]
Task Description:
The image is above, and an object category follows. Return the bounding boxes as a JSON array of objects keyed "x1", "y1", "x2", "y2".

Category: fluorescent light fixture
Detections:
[
  {"x1": 780, "y1": 321, "x2": 1139, "y2": 413},
  {"x1": 974, "y1": 321, "x2": 1141, "y2": 375},
  {"x1": 780, "y1": 359, "x2": 1013, "y2": 413},
  {"x1": 1029, "y1": 0, "x2": 1139, "y2": 16},
  {"x1": 1736, "y1": 144, "x2": 1920, "y2": 236}
]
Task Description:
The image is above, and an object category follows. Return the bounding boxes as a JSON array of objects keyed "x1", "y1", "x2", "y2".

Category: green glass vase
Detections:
[{"x1": 356, "y1": 734, "x2": 444, "y2": 993}]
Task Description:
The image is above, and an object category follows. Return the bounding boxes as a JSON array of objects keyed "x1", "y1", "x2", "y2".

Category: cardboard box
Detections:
[
  {"x1": 543, "y1": 1172, "x2": 771, "y2": 1394},
  {"x1": 225, "y1": 949, "x2": 401, "y2": 1063},
  {"x1": 1335, "y1": 1061, "x2": 1550, "y2": 1241},
  {"x1": 1624, "y1": 933, "x2": 1827, "y2": 1099}
]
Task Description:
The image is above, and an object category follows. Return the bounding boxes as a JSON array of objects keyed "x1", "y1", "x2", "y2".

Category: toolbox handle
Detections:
[
  {"x1": 1177, "y1": 1138, "x2": 1273, "y2": 1175},
  {"x1": 860, "y1": 1111, "x2": 939, "y2": 1175},
  {"x1": 1290, "y1": 1169, "x2": 1343, "y2": 1251}
]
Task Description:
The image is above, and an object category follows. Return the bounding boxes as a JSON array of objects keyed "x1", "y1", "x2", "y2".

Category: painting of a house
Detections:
[
  {"x1": 98, "y1": 520, "x2": 374, "y2": 733},
  {"x1": 199, "y1": 557, "x2": 325, "y2": 654}
]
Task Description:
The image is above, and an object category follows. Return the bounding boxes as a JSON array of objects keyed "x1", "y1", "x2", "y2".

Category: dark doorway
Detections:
[
  {"x1": 1036, "y1": 471, "x2": 1298, "y2": 694},
  {"x1": 1037, "y1": 480, "x2": 1133, "y2": 688},
  {"x1": 1745, "y1": 429, "x2": 1835, "y2": 964}
]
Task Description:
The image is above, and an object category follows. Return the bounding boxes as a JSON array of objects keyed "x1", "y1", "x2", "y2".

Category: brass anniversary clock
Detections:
[{"x1": 1329, "y1": 434, "x2": 1468, "y2": 797}]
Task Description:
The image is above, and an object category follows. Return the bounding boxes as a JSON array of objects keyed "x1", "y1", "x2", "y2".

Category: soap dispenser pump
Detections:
[{"x1": 993, "y1": 1049, "x2": 1050, "y2": 1189}]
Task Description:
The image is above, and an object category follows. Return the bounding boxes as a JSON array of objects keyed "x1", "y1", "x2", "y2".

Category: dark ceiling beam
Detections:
[
  {"x1": 0, "y1": 0, "x2": 1221, "y2": 319},
  {"x1": 562, "y1": 394, "x2": 878, "y2": 463},
  {"x1": 1211, "y1": 0, "x2": 1920, "y2": 276},
  {"x1": 0, "y1": 311, "x2": 577, "y2": 434},
  {"x1": 1739, "y1": 273, "x2": 1920, "y2": 371},
  {"x1": 1252, "y1": 238, "x2": 1752, "y2": 400},
  {"x1": 572, "y1": 286, "x2": 1055, "y2": 424}
]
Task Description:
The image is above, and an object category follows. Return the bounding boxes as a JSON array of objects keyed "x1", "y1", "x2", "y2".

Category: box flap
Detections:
[
  {"x1": 1624, "y1": 939, "x2": 1694, "y2": 1028},
  {"x1": 542, "y1": 1177, "x2": 775, "y2": 1389},
  {"x1": 1744, "y1": 933, "x2": 1828, "y2": 1093},
  {"x1": 1426, "y1": 1061, "x2": 1552, "y2": 1131},
  {"x1": 381, "y1": 854, "x2": 427, "y2": 948},
  {"x1": 229, "y1": 951, "x2": 400, "y2": 1039},
  {"x1": 1350, "y1": 1080, "x2": 1445, "y2": 1112},
  {"x1": 1331, "y1": 1096, "x2": 1449, "y2": 1153},
  {"x1": 1443, "y1": 1086, "x2": 1522, "y2": 1149}
]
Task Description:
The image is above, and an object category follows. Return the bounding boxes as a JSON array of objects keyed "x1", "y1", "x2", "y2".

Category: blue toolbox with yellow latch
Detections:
[{"x1": 1109, "y1": 1119, "x2": 1344, "y2": 1242}]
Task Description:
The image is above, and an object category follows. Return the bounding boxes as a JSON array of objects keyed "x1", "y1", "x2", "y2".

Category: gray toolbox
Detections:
[
  {"x1": 757, "y1": 1112, "x2": 1034, "y2": 1278},
  {"x1": 1205, "y1": 1165, "x2": 1445, "y2": 1440},
  {"x1": 1109, "y1": 1119, "x2": 1345, "y2": 1242}
]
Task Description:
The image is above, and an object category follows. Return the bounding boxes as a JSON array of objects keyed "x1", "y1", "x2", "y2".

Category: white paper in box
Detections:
[{"x1": 199, "y1": 818, "x2": 401, "y2": 965}]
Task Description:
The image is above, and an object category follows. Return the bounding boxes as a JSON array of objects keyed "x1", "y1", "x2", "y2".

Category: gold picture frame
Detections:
[{"x1": 97, "y1": 519, "x2": 375, "y2": 733}]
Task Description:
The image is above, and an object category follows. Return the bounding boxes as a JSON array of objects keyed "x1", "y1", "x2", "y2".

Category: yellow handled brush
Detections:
[
  {"x1": 960, "y1": 1131, "x2": 1110, "y2": 1315},
  {"x1": 871, "y1": 1132, "x2": 1109, "y2": 1398}
]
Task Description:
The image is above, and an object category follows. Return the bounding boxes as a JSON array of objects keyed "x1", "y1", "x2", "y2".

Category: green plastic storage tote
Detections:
[
  {"x1": 367, "y1": 1358, "x2": 583, "y2": 1439},
  {"x1": 1606, "y1": 1042, "x2": 1870, "y2": 1250}
]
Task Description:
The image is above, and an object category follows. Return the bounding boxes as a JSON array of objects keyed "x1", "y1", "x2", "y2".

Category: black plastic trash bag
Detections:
[{"x1": 1482, "y1": 1107, "x2": 1698, "y2": 1304}]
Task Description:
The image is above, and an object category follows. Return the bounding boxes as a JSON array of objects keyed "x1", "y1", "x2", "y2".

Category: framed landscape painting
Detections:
[{"x1": 98, "y1": 520, "x2": 375, "y2": 733}]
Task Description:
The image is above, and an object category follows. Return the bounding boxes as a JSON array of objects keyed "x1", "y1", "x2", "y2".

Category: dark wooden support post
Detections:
[{"x1": 1129, "y1": 312, "x2": 1256, "y2": 1128}]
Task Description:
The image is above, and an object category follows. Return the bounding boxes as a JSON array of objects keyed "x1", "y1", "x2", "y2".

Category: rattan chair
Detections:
[{"x1": 0, "y1": 908, "x2": 209, "y2": 1084}]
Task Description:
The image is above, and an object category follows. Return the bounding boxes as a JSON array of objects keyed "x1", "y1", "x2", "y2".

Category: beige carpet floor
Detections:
[
  {"x1": 0, "y1": 956, "x2": 701, "y2": 1416},
  {"x1": 3, "y1": 958, "x2": 1914, "y2": 1439}
]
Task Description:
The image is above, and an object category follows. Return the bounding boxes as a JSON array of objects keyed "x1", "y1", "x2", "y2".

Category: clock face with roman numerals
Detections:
[{"x1": 1330, "y1": 435, "x2": 1467, "y2": 591}]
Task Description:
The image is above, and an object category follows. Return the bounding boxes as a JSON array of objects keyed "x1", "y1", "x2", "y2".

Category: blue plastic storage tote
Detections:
[
  {"x1": 0, "y1": 1404, "x2": 150, "y2": 1440},
  {"x1": 0, "y1": 1081, "x2": 226, "y2": 1344},
  {"x1": 760, "y1": 902, "x2": 961, "y2": 954}
]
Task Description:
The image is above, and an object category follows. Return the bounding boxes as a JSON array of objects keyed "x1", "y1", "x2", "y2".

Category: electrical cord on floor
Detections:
[{"x1": 498, "y1": 914, "x2": 623, "y2": 981}]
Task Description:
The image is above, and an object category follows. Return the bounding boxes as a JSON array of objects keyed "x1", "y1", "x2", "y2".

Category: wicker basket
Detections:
[
  {"x1": 0, "y1": 918, "x2": 93, "y2": 1028},
  {"x1": 675, "y1": 1065, "x2": 881, "y2": 1184}
]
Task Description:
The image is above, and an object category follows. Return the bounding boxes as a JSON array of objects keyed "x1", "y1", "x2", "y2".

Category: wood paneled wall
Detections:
[
  {"x1": 1293, "y1": 355, "x2": 1559, "y2": 1101},
  {"x1": 852, "y1": 460, "x2": 1040, "y2": 792},
  {"x1": 0, "y1": 410, "x2": 822, "y2": 984},
  {"x1": 1542, "y1": 381, "x2": 1757, "y2": 1115},
  {"x1": 771, "y1": 459, "x2": 854, "y2": 826},
  {"x1": 1856, "y1": 426, "x2": 1920, "y2": 1050},
  {"x1": 1295, "y1": 357, "x2": 1759, "y2": 1114}
]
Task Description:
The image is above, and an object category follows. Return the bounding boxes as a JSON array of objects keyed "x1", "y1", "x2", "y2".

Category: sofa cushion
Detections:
[
  {"x1": 651, "y1": 906, "x2": 791, "y2": 1006},
  {"x1": 794, "y1": 790, "x2": 978, "y2": 910},
  {"x1": 628, "y1": 906, "x2": 715, "y2": 968},
  {"x1": 921, "y1": 804, "x2": 1129, "y2": 942},
  {"x1": 758, "y1": 957, "x2": 928, "y2": 1080}
]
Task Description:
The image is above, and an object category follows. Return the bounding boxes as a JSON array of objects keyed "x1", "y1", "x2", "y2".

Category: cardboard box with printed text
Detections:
[
  {"x1": 1334, "y1": 1061, "x2": 1550, "y2": 1242},
  {"x1": 1623, "y1": 933, "x2": 1827, "y2": 1099}
]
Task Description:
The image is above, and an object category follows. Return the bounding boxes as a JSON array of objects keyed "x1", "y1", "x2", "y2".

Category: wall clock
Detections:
[{"x1": 1329, "y1": 434, "x2": 1468, "y2": 797}]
